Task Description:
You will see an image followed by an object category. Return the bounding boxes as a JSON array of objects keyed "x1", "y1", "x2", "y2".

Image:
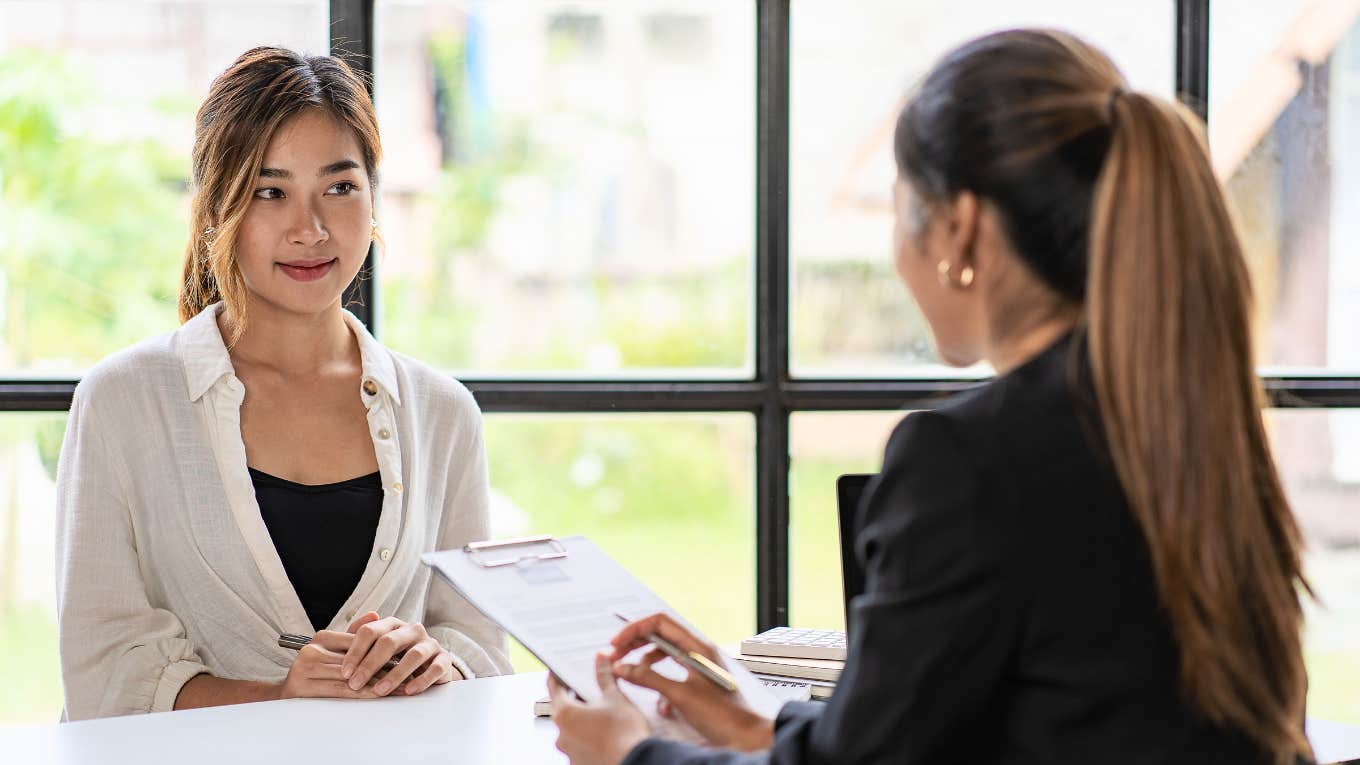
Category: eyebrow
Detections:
[{"x1": 258, "y1": 159, "x2": 362, "y2": 179}]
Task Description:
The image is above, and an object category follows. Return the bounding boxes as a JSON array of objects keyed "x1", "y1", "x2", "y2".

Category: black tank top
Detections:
[{"x1": 249, "y1": 467, "x2": 383, "y2": 632}]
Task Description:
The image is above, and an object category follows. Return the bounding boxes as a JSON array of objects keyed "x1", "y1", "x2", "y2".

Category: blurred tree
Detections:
[
  {"x1": 381, "y1": 32, "x2": 534, "y2": 369},
  {"x1": 0, "y1": 50, "x2": 185, "y2": 372}
]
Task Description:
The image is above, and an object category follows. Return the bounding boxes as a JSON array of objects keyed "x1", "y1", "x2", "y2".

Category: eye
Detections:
[
  {"x1": 253, "y1": 187, "x2": 284, "y2": 200},
  {"x1": 326, "y1": 181, "x2": 358, "y2": 196}
]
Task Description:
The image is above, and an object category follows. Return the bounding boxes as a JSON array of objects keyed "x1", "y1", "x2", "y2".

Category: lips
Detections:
[{"x1": 277, "y1": 258, "x2": 337, "y2": 282}]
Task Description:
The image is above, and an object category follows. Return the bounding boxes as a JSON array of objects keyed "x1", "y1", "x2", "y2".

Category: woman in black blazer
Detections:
[{"x1": 549, "y1": 28, "x2": 1313, "y2": 765}]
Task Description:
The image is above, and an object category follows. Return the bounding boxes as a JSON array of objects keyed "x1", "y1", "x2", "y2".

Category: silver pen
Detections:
[{"x1": 277, "y1": 633, "x2": 402, "y2": 671}]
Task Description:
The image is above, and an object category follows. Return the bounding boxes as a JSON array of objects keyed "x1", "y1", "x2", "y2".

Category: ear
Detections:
[{"x1": 944, "y1": 191, "x2": 981, "y2": 270}]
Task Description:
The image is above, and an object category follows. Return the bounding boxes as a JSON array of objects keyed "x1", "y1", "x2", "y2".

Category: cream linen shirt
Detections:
[{"x1": 54, "y1": 303, "x2": 512, "y2": 721}]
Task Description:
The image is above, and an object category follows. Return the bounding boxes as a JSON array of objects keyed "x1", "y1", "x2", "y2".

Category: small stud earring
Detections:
[
  {"x1": 958, "y1": 265, "x2": 974, "y2": 288},
  {"x1": 937, "y1": 260, "x2": 975, "y2": 289}
]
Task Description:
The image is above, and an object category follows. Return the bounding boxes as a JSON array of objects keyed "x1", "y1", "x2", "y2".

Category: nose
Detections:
[{"x1": 287, "y1": 201, "x2": 328, "y2": 247}]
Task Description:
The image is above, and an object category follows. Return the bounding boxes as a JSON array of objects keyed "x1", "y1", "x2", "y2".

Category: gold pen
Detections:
[{"x1": 613, "y1": 613, "x2": 738, "y2": 694}]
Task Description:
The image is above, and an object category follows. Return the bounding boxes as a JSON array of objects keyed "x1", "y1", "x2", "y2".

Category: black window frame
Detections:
[{"x1": 3, "y1": 0, "x2": 1359, "y2": 632}]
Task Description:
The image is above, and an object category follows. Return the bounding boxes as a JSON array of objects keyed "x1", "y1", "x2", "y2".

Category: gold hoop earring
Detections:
[{"x1": 937, "y1": 260, "x2": 974, "y2": 289}]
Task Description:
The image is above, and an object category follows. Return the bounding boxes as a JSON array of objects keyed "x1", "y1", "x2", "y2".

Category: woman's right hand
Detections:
[
  {"x1": 608, "y1": 613, "x2": 774, "y2": 752},
  {"x1": 278, "y1": 629, "x2": 384, "y2": 700}
]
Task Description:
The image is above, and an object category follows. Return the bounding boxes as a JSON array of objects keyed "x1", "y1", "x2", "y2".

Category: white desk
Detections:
[
  {"x1": 7, "y1": 672, "x2": 565, "y2": 764},
  {"x1": 6, "y1": 672, "x2": 1360, "y2": 764}
]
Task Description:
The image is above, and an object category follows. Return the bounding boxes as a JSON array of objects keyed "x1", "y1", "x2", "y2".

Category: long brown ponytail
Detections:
[
  {"x1": 895, "y1": 29, "x2": 1312, "y2": 764},
  {"x1": 1089, "y1": 90, "x2": 1311, "y2": 763}
]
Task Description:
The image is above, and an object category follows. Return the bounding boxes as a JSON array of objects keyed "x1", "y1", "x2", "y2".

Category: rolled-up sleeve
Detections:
[
  {"x1": 55, "y1": 386, "x2": 209, "y2": 721},
  {"x1": 423, "y1": 403, "x2": 513, "y2": 679}
]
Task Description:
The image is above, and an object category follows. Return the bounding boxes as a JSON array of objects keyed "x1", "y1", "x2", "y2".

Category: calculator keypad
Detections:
[{"x1": 740, "y1": 627, "x2": 847, "y2": 661}]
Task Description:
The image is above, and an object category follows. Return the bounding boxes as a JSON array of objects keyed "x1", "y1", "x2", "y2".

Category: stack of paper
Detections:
[
  {"x1": 730, "y1": 652, "x2": 842, "y2": 683},
  {"x1": 724, "y1": 645, "x2": 839, "y2": 700}
]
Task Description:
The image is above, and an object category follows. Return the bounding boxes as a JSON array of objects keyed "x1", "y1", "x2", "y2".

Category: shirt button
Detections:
[
  {"x1": 379, "y1": 548, "x2": 392, "y2": 561},
  {"x1": 362, "y1": 380, "x2": 378, "y2": 396},
  {"x1": 377, "y1": 428, "x2": 391, "y2": 440},
  {"x1": 391, "y1": 481, "x2": 403, "y2": 494}
]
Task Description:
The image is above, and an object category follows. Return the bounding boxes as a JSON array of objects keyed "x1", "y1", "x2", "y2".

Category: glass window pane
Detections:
[
  {"x1": 789, "y1": 409, "x2": 1360, "y2": 724},
  {"x1": 789, "y1": 410, "x2": 905, "y2": 632},
  {"x1": 485, "y1": 413, "x2": 754, "y2": 669},
  {"x1": 0, "y1": 1, "x2": 328, "y2": 375},
  {"x1": 374, "y1": 2, "x2": 754, "y2": 377},
  {"x1": 1211, "y1": 4, "x2": 1360, "y2": 372},
  {"x1": 1267, "y1": 409, "x2": 1360, "y2": 725},
  {"x1": 0, "y1": 413, "x2": 69, "y2": 725},
  {"x1": 789, "y1": 1, "x2": 1175, "y2": 377}
]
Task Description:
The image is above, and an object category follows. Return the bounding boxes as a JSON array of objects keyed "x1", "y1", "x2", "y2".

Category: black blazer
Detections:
[{"x1": 625, "y1": 334, "x2": 1275, "y2": 765}]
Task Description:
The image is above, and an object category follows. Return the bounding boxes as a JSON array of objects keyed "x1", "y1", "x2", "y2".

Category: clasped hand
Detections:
[{"x1": 279, "y1": 611, "x2": 459, "y2": 699}]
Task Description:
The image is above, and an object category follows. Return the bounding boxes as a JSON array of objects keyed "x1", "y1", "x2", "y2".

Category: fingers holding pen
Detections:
[
  {"x1": 279, "y1": 621, "x2": 457, "y2": 699},
  {"x1": 309, "y1": 629, "x2": 355, "y2": 653},
  {"x1": 341, "y1": 617, "x2": 454, "y2": 696},
  {"x1": 280, "y1": 642, "x2": 382, "y2": 700},
  {"x1": 608, "y1": 612, "x2": 719, "y2": 663}
]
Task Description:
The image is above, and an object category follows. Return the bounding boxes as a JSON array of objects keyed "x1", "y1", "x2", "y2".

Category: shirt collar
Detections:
[
  {"x1": 177, "y1": 303, "x2": 235, "y2": 403},
  {"x1": 343, "y1": 308, "x2": 401, "y2": 406},
  {"x1": 175, "y1": 302, "x2": 401, "y2": 406}
]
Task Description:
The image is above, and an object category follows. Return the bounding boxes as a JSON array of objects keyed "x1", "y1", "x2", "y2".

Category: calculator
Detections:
[{"x1": 740, "y1": 627, "x2": 847, "y2": 661}]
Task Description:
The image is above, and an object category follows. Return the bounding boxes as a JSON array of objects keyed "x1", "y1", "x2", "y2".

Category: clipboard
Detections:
[{"x1": 422, "y1": 535, "x2": 780, "y2": 725}]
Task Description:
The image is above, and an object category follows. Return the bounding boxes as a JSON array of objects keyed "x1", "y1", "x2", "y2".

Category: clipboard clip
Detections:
[{"x1": 465, "y1": 535, "x2": 568, "y2": 568}]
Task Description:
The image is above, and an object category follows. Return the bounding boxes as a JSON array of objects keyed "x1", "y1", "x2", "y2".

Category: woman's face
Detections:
[
  {"x1": 234, "y1": 109, "x2": 373, "y2": 318},
  {"x1": 891, "y1": 177, "x2": 986, "y2": 367}
]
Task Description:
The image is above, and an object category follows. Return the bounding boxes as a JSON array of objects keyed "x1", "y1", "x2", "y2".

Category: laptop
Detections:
[
  {"x1": 835, "y1": 473, "x2": 875, "y2": 632},
  {"x1": 738, "y1": 473, "x2": 876, "y2": 666}
]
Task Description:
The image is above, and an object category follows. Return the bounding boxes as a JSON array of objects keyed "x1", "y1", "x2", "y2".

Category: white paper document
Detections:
[{"x1": 422, "y1": 535, "x2": 781, "y2": 739}]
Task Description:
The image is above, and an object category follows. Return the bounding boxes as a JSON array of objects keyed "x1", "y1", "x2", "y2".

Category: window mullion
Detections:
[{"x1": 330, "y1": 0, "x2": 378, "y2": 333}]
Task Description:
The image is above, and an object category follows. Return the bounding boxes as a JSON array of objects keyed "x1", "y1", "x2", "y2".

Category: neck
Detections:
[
  {"x1": 217, "y1": 298, "x2": 357, "y2": 377},
  {"x1": 987, "y1": 309, "x2": 1079, "y2": 376}
]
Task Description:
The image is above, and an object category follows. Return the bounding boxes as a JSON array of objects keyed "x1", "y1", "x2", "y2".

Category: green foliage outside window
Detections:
[{"x1": 0, "y1": 50, "x2": 184, "y2": 373}]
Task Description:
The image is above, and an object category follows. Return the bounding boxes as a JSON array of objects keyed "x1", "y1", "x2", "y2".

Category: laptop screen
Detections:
[{"x1": 836, "y1": 473, "x2": 875, "y2": 634}]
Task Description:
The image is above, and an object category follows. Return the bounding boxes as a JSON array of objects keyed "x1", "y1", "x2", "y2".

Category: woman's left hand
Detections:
[
  {"x1": 341, "y1": 611, "x2": 459, "y2": 696},
  {"x1": 549, "y1": 653, "x2": 651, "y2": 765},
  {"x1": 609, "y1": 613, "x2": 773, "y2": 751}
]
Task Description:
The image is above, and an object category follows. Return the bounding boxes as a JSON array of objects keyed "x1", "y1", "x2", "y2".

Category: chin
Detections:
[
  {"x1": 272, "y1": 267, "x2": 362, "y2": 314},
  {"x1": 260, "y1": 288, "x2": 347, "y2": 318},
  {"x1": 933, "y1": 341, "x2": 981, "y2": 368}
]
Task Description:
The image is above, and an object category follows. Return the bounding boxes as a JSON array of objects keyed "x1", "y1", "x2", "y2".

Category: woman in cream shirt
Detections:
[{"x1": 54, "y1": 47, "x2": 511, "y2": 721}]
